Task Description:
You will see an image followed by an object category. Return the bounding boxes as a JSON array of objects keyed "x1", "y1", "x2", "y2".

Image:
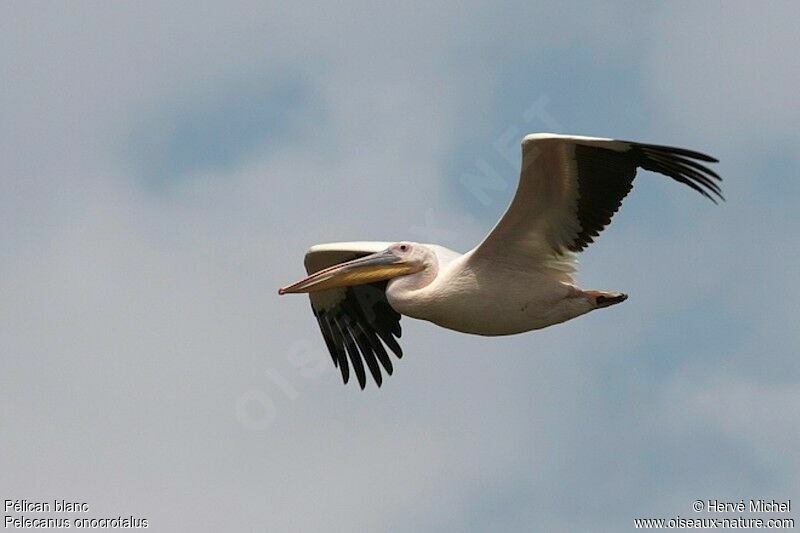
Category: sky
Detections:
[{"x1": 1, "y1": 1, "x2": 798, "y2": 531}]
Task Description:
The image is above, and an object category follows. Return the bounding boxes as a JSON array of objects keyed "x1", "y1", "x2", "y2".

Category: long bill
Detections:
[{"x1": 278, "y1": 249, "x2": 419, "y2": 294}]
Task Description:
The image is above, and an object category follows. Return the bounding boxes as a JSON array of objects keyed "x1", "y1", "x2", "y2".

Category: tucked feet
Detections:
[{"x1": 585, "y1": 290, "x2": 628, "y2": 309}]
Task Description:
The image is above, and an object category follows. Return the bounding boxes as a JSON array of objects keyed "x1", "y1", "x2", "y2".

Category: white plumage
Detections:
[{"x1": 280, "y1": 134, "x2": 723, "y2": 388}]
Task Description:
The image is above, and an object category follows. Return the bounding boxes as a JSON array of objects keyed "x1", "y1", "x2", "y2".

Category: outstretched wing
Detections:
[
  {"x1": 304, "y1": 242, "x2": 403, "y2": 389},
  {"x1": 472, "y1": 133, "x2": 722, "y2": 272}
]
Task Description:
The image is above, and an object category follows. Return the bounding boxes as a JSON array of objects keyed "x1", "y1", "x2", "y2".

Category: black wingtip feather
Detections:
[
  {"x1": 325, "y1": 316, "x2": 349, "y2": 385},
  {"x1": 634, "y1": 144, "x2": 724, "y2": 203},
  {"x1": 348, "y1": 322, "x2": 383, "y2": 388},
  {"x1": 334, "y1": 316, "x2": 366, "y2": 389},
  {"x1": 637, "y1": 142, "x2": 719, "y2": 163},
  {"x1": 311, "y1": 280, "x2": 404, "y2": 389},
  {"x1": 567, "y1": 141, "x2": 722, "y2": 253}
]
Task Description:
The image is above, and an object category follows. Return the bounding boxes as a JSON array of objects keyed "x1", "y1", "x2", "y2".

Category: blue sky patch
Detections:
[{"x1": 128, "y1": 73, "x2": 323, "y2": 190}]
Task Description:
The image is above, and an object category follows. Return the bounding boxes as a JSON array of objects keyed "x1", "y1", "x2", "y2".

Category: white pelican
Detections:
[{"x1": 279, "y1": 133, "x2": 723, "y2": 388}]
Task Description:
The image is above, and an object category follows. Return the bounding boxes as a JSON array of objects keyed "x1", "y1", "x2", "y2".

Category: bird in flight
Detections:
[{"x1": 279, "y1": 133, "x2": 723, "y2": 389}]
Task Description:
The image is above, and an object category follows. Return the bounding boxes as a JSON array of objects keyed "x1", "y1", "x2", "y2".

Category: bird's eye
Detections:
[{"x1": 399, "y1": 244, "x2": 408, "y2": 252}]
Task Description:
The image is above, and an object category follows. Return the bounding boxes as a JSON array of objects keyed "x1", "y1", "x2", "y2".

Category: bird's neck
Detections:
[{"x1": 385, "y1": 263, "x2": 439, "y2": 319}]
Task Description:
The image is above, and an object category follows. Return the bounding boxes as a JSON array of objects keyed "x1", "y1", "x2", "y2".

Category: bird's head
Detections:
[{"x1": 278, "y1": 241, "x2": 431, "y2": 294}]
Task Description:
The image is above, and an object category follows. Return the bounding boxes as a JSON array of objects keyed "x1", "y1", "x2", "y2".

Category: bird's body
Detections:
[
  {"x1": 386, "y1": 249, "x2": 588, "y2": 335},
  {"x1": 279, "y1": 133, "x2": 723, "y2": 388}
]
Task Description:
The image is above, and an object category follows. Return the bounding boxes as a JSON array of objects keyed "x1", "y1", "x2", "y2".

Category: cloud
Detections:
[
  {"x1": 1, "y1": 1, "x2": 798, "y2": 532},
  {"x1": 644, "y1": 1, "x2": 800, "y2": 155}
]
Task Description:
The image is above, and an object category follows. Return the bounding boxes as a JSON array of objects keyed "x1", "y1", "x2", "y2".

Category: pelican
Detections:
[{"x1": 279, "y1": 133, "x2": 723, "y2": 388}]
